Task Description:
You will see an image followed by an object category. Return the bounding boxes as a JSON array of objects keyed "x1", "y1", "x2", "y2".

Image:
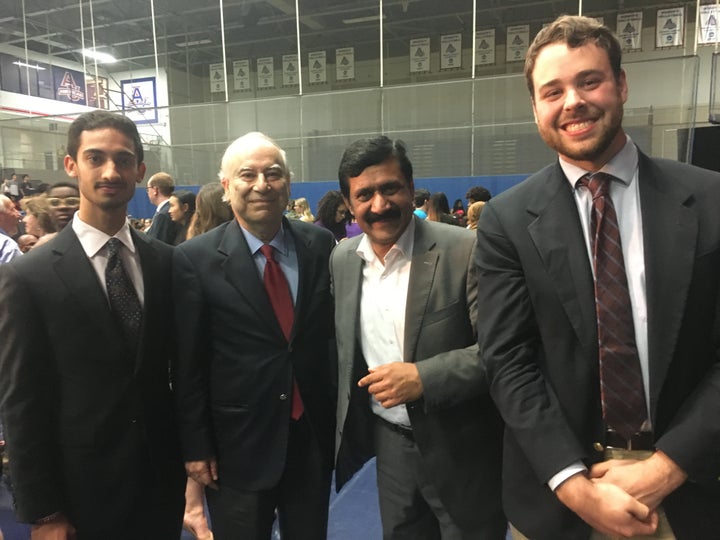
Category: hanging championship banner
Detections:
[
  {"x1": 410, "y1": 37, "x2": 430, "y2": 73},
  {"x1": 233, "y1": 60, "x2": 250, "y2": 91},
  {"x1": 440, "y1": 33, "x2": 461, "y2": 70},
  {"x1": 336, "y1": 47, "x2": 355, "y2": 80},
  {"x1": 617, "y1": 12, "x2": 642, "y2": 51},
  {"x1": 309, "y1": 51, "x2": 326, "y2": 83},
  {"x1": 282, "y1": 54, "x2": 299, "y2": 86},
  {"x1": 698, "y1": 4, "x2": 719, "y2": 45},
  {"x1": 209, "y1": 63, "x2": 225, "y2": 93},
  {"x1": 257, "y1": 57, "x2": 274, "y2": 88},
  {"x1": 656, "y1": 8, "x2": 684, "y2": 48},
  {"x1": 121, "y1": 77, "x2": 157, "y2": 124},
  {"x1": 475, "y1": 29, "x2": 495, "y2": 65},
  {"x1": 506, "y1": 25, "x2": 529, "y2": 63}
]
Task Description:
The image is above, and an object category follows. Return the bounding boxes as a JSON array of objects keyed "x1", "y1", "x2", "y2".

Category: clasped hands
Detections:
[
  {"x1": 556, "y1": 450, "x2": 686, "y2": 538},
  {"x1": 358, "y1": 362, "x2": 423, "y2": 408}
]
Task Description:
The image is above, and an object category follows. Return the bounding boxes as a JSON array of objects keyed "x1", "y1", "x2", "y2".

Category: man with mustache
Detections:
[
  {"x1": 332, "y1": 136, "x2": 505, "y2": 539},
  {"x1": 476, "y1": 15, "x2": 720, "y2": 539},
  {"x1": 172, "y1": 132, "x2": 336, "y2": 539}
]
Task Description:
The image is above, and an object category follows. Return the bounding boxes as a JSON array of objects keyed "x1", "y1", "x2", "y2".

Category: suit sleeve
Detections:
[
  {"x1": 172, "y1": 246, "x2": 215, "y2": 462},
  {"x1": 0, "y1": 265, "x2": 64, "y2": 522},
  {"x1": 475, "y1": 203, "x2": 585, "y2": 484},
  {"x1": 415, "y1": 235, "x2": 487, "y2": 411}
]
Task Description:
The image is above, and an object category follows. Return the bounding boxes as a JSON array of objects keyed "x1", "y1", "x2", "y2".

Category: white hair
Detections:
[{"x1": 217, "y1": 131, "x2": 290, "y2": 182}]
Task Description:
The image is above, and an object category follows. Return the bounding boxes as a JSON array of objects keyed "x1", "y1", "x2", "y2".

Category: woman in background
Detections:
[
  {"x1": 427, "y1": 192, "x2": 461, "y2": 226},
  {"x1": 168, "y1": 189, "x2": 197, "y2": 245},
  {"x1": 465, "y1": 201, "x2": 486, "y2": 230},
  {"x1": 293, "y1": 197, "x2": 314, "y2": 222},
  {"x1": 314, "y1": 190, "x2": 349, "y2": 242},
  {"x1": 187, "y1": 183, "x2": 233, "y2": 240}
]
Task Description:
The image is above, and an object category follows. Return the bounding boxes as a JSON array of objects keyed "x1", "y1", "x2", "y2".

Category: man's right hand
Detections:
[
  {"x1": 555, "y1": 472, "x2": 658, "y2": 537},
  {"x1": 185, "y1": 459, "x2": 219, "y2": 490},
  {"x1": 31, "y1": 515, "x2": 76, "y2": 540}
]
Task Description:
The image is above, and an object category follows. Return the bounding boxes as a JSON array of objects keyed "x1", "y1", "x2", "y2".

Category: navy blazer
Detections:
[
  {"x1": 172, "y1": 218, "x2": 336, "y2": 489},
  {"x1": 476, "y1": 149, "x2": 720, "y2": 539}
]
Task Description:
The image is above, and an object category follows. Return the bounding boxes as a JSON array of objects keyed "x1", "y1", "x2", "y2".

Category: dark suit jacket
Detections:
[
  {"x1": 172, "y1": 218, "x2": 336, "y2": 489},
  {"x1": 0, "y1": 225, "x2": 184, "y2": 534},
  {"x1": 475, "y1": 150, "x2": 720, "y2": 540},
  {"x1": 332, "y1": 217, "x2": 504, "y2": 532},
  {"x1": 146, "y1": 200, "x2": 178, "y2": 245}
]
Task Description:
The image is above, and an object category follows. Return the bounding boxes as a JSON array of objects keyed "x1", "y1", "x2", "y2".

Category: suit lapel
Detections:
[
  {"x1": 287, "y1": 219, "x2": 317, "y2": 342},
  {"x1": 637, "y1": 153, "x2": 698, "y2": 419},
  {"x1": 51, "y1": 226, "x2": 124, "y2": 351},
  {"x1": 219, "y1": 220, "x2": 287, "y2": 340},
  {"x1": 339, "y1": 237, "x2": 364, "y2": 352},
  {"x1": 527, "y1": 162, "x2": 597, "y2": 353},
  {"x1": 404, "y1": 219, "x2": 438, "y2": 363},
  {"x1": 133, "y1": 230, "x2": 159, "y2": 371}
]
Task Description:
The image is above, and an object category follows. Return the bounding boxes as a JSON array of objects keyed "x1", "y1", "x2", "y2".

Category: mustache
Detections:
[{"x1": 364, "y1": 206, "x2": 401, "y2": 224}]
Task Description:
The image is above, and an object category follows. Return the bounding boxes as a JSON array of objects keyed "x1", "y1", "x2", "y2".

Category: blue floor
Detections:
[{"x1": 0, "y1": 460, "x2": 382, "y2": 540}]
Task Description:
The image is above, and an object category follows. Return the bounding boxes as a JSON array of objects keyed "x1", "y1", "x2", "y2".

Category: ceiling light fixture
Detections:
[
  {"x1": 342, "y1": 14, "x2": 386, "y2": 24},
  {"x1": 176, "y1": 39, "x2": 212, "y2": 47},
  {"x1": 82, "y1": 49, "x2": 117, "y2": 64},
  {"x1": 13, "y1": 61, "x2": 46, "y2": 70}
]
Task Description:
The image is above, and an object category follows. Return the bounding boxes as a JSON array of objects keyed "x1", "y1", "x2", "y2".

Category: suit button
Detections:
[
  {"x1": 593, "y1": 442, "x2": 604, "y2": 452},
  {"x1": 279, "y1": 393, "x2": 288, "y2": 401}
]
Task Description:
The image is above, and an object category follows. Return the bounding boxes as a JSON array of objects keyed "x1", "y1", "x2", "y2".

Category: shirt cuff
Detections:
[{"x1": 547, "y1": 462, "x2": 587, "y2": 491}]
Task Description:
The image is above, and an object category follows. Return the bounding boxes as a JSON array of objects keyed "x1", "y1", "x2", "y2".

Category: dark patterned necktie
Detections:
[
  {"x1": 577, "y1": 173, "x2": 647, "y2": 440},
  {"x1": 260, "y1": 244, "x2": 304, "y2": 420},
  {"x1": 105, "y1": 238, "x2": 142, "y2": 351}
]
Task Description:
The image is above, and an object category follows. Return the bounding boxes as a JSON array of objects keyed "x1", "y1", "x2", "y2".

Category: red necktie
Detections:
[
  {"x1": 260, "y1": 244, "x2": 304, "y2": 420},
  {"x1": 578, "y1": 173, "x2": 647, "y2": 440}
]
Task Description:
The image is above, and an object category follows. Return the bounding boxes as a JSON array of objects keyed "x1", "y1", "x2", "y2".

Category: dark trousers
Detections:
[
  {"x1": 374, "y1": 418, "x2": 506, "y2": 540},
  {"x1": 206, "y1": 415, "x2": 332, "y2": 540}
]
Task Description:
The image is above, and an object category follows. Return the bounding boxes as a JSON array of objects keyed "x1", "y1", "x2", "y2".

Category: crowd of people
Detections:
[{"x1": 1, "y1": 14, "x2": 720, "y2": 540}]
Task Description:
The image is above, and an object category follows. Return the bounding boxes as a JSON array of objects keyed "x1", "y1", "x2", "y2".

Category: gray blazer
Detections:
[{"x1": 332, "y1": 216, "x2": 504, "y2": 532}]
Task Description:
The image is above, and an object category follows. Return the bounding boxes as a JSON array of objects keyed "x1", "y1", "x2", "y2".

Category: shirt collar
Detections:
[
  {"x1": 356, "y1": 216, "x2": 415, "y2": 265},
  {"x1": 240, "y1": 221, "x2": 289, "y2": 257},
  {"x1": 560, "y1": 134, "x2": 638, "y2": 189},
  {"x1": 72, "y1": 213, "x2": 135, "y2": 258}
]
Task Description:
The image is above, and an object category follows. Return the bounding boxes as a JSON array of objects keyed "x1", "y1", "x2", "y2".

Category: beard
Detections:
[{"x1": 539, "y1": 102, "x2": 624, "y2": 165}]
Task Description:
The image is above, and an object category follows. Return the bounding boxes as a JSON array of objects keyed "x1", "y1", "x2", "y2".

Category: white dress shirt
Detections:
[
  {"x1": 72, "y1": 214, "x2": 144, "y2": 306},
  {"x1": 356, "y1": 218, "x2": 416, "y2": 427}
]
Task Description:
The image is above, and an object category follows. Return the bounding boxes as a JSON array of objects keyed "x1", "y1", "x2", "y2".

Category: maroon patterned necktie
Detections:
[
  {"x1": 577, "y1": 173, "x2": 647, "y2": 440},
  {"x1": 260, "y1": 244, "x2": 304, "y2": 420}
]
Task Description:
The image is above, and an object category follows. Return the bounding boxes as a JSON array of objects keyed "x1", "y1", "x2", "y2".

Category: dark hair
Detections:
[
  {"x1": 338, "y1": 136, "x2": 413, "y2": 199},
  {"x1": 525, "y1": 15, "x2": 622, "y2": 98},
  {"x1": 452, "y1": 199, "x2": 464, "y2": 212},
  {"x1": 315, "y1": 190, "x2": 348, "y2": 239},
  {"x1": 47, "y1": 182, "x2": 80, "y2": 196},
  {"x1": 429, "y1": 192, "x2": 451, "y2": 214},
  {"x1": 67, "y1": 111, "x2": 144, "y2": 164},
  {"x1": 413, "y1": 188, "x2": 430, "y2": 207},
  {"x1": 466, "y1": 185, "x2": 492, "y2": 202},
  {"x1": 187, "y1": 183, "x2": 233, "y2": 239},
  {"x1": 171, "y1": 190, "x2": 197, "y2": 224}
]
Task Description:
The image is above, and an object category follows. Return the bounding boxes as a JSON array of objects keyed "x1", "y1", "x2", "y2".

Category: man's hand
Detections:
[
  {"x1": 358, "y1": 363, "x2": 423, "y2": 408},
  {"x1": 556, "y1": 472, "x2": 658, "y2": 537},
  {"x1": 185, "y1": 459, "x2": 219, "y2": 490},
  {"x1": 31, "y1": 514, "x2": 76, "y2": 540},
  {"x1": 590, "y1": 450, "x2": 687, "y2": 510}
]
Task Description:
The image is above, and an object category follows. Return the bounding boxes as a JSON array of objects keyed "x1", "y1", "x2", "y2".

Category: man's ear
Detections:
[
  {"x1": 136, "y1": 162, "x2": 147, "y2": 184},
  {"x1": 64, "y1": 155, "x2": 78, "y2": 178}
]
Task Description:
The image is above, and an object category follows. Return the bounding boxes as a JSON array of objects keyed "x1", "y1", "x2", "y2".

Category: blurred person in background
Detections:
[
  {"x1": 20, "y1": 196, "x2": 56, "y2": 239},
  {"x1": 186, "y1": 183, "x2": 233, "y2": 241},
  {"x1": 145, "y1": 172, "x2": 180, "y2": 244},
  {"x1": 168, "y1": 190, "x2": 197, "y2": 245},
  {"x1": 314, "y1": 190, "x2": 350, "y2": 242},
  {"x1": 293, "y1": 197, "x2": 314, "y2": 222},
  {"x1": 465, "y1": 201, "x2": 485, "y2": 231},
  {"x1": 427, "y1": 192, "x2": 460, "y2": 226},
  {"x1": 45, "y1": 182, "x2": 80, "y2": 231}
]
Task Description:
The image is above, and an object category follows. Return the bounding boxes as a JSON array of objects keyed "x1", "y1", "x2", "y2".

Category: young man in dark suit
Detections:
[
  {"x1": 476, "y1": 15, "x2": 720, "y2": 539},
  {"x1": 0, "y1": 110, "x2": 185, "y2": 539},
  {"x1": 172, "y1": 132, "x2": 336, "y2": 540},
  {"x1": 333, "y1": 136, "x2": 505, "y2": 539}
]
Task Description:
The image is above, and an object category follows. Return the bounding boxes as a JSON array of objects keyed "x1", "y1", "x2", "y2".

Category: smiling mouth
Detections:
[{"x1": 562, "y1": 119, "x2": 597, "y2": 133}]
